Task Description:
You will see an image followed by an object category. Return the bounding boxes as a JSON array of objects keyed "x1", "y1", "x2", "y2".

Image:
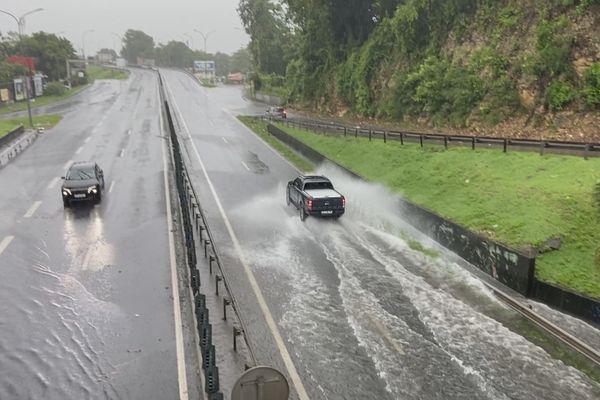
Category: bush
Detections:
[
  {"x1": 583, "y1": 63, "x2": 600, "y2": 108},
  {"x1": 44, "y1": 81, "x2": 67, "y2": 96},
  {"x1": 545, "y1": 80, "x2": 576, "y2": 111}
]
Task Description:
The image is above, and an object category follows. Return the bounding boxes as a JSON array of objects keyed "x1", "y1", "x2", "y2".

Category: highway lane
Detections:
[
  {"x1": 0, "y1": 69, "x2": 200, "y2": 399},
  {"x1": 161, "y1": 69, "x2": 600, "y2": 400}
]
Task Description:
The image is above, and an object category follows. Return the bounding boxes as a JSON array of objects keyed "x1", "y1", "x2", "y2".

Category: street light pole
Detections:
[
  {"x1": 82, "y1": 29, "x2": 94, "y2": 63},
  {"x1": 18, "y1": 8, "x2": 44, "y2": 36},
  {"x1": 0, "y1": 8, "x2": 42, "y2": 128},
  {"x1": 193, "y1": 29, "x2": 215, "y2": 54}
]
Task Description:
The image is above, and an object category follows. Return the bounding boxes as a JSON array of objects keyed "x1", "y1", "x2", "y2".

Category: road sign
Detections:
[{"x1": 231, "y1": 366, "x2": 289, "y2": 400}]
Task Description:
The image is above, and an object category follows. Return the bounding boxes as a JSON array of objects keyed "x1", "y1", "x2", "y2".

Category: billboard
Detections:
[
  {"x1": 13, "y1": 79, "x2": 25, "y2": 101},
  {"x1": 193, "y1": 60, "x2": 215, "y2": 72}
]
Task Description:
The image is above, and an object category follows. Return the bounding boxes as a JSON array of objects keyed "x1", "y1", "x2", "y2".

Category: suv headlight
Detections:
[
  {"x1": 62, "y1": 188, "x2": 71, "y2": 196},
  {"x1": 87, "y1": 185, "x2": 98, "y2": 194}
]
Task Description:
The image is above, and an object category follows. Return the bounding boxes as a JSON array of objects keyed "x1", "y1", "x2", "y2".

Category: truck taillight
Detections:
[
  {"x1": 342, "y1": 196, "x2": 345, "y2": 207},
  {"x1": 307, "y1": 199, "x2": 313, "y2": 209}
]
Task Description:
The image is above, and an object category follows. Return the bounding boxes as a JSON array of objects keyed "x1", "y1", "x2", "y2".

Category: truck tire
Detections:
[
  {"x1": 299, "y1": 206, "x2": 307, "y2": 221},
  {"x1": 286, "y1": 188, "x2": 290, "y2": 206}
]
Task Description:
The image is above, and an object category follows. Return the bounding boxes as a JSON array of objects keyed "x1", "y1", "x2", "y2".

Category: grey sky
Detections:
[{"x1": 0, "y1": 0, "x2": 249, "y2": 56}]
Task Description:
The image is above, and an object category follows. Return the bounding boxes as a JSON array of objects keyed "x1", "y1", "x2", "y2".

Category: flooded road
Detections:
[
  {"x1": 162, "y1": 68, "x2": 600, "y2": 400},
  {"x1": 0, "y1": 70, "x2": 201, "y2": 399}
]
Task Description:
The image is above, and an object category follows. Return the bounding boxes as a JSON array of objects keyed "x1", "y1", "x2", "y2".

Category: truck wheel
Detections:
[
  {"x1": 286, "y1": 188, "x2": 290, "y2": 206},
  {"x1": 63, "y1": 199, "x2": 70, "y2": 208},
  {"x1": 96, "y1": 191, "x2": 102, "y2": 204},
  {"x1": 299, "y1": 206, "x2": 307, "y2": 221}
]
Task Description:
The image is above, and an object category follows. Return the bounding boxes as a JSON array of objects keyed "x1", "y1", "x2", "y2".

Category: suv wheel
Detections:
[{"x1": 299, "y1": 206, "x2": 307, "y2": 221}]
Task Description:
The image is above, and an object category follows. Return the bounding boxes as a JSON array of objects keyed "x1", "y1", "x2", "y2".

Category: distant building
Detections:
[
  {"x1": 136, "y1": 57, "x2": 156, "y2": 67},
  {"x1": 97, "y1": 51, "x2": 115, "y2": 64}
]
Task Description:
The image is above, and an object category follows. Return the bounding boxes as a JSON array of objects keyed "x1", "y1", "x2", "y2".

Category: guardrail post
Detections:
[
  {"x1": 540, "y1": 141, "x2": 546, "y2": 156},
  {"x1": 384, "y1": 131, "x2": 387, "y2": 143},
  {"x1": 223, "y1": 298, "x2": 231, "y2": 320},
  {"x1": 209, "y1": 255, "x2": 216, "y2": 274},
  {"x1": 419, "y1": 135, "x2": 423, "y2": 148},
  {"x1": 344, "y1": 127, "x2": 347, "y2": 137},
  {"x1": 503, "y1": 139, "x2": 507, "y2": 153},
  {"x1": 233, "y1": 327, "x2": 243, "y2": 352},
  {"x1": 355, "y1": 128, "x2": 358, "y2": 138},
  {"x1": 215, "y1": 275, "x2": 223, "y2": 296},
  {"x1": 444, "y1": 136, "x2": 448, "y2": 149},
  {"x1": 400, "y1": 133, "x2": 404, "y2": 145},
  {"x1": 198, "y1": 225, "x2": 205, "y2": 240},
  {"x1": 584, "y1": 144, "x2": 590, "y2": 160},
  {"x1": 472, "y1": 137, "x2": 476, "y2": 150},
  {"x1": 369, "y1": 130, "x2": 372, "y2": 141},
  {"x1": 204, "y1": 240, "x2": 210, "y2": 258}
]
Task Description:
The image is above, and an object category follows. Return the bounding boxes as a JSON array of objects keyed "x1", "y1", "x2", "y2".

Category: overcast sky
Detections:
[{"x1": 0, "y1": 0, "x2": 249, "y2": 55}]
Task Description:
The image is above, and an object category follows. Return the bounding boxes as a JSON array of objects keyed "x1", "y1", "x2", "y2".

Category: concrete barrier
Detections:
[
  {"x1": 0, "y1": 128, "x2": 38, "y2": 169},
  {"x1": 0, "y1": 124, "x2": 25, "y2": 147}
]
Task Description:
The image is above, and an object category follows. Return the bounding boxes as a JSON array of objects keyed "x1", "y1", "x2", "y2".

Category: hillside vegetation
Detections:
[{"x1": 241, "y1": 0, "x2": 600, "y2": 140}]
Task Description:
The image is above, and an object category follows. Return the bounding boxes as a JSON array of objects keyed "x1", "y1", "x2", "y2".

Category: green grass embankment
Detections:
[
  {"x1": 87, "y1": 64, "x2": 129, "y2": 81},
  {"x1": 0, "y1": 115, "x2": 63, "y2": 138},
  {"x1": 240, "y1": 117, "x2": 600, "y2": 300},
  {"x1": 0, "y1": 86, "x2": 88, "y2": 116}
]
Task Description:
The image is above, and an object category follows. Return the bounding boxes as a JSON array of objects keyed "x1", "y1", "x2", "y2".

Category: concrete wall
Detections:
[{"x1": 255, "y1": 92, "x2": 285, "y2": 106}]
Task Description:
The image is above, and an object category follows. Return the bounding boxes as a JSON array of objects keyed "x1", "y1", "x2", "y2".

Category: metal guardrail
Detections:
[
  {"x1": 273, "y1": 117, "x2": 600, "y2": 159},
  {"x1": 158, "y1": 72, "x2": 257, "y2": 398},
  {"x1": 486, "y1": 282, "x2": 600, "y2": 367}
]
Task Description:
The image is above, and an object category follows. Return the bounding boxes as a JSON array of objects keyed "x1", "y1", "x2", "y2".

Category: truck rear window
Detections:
[{"x1": 304, "y1": 181, "x2": 333, "y2": 190}]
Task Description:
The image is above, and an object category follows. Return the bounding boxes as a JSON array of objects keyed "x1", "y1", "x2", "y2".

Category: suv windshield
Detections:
[{"x1": 66, "y1": 167, "x2": 95, "y2": 180}]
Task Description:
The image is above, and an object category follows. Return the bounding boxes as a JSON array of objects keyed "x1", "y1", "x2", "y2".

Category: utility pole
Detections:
[
  {"x1": 0, "y1": 8, "x2": 43, "y2": 128},
  {"x1": 193, "y1": 29, "x2": 216, "y2": 54}
]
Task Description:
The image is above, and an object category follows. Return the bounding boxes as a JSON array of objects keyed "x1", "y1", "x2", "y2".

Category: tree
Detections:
[
  {"x1": 18, "y1": 32, "x2": 75, "y2": 81},
  {"x1": 238, "y1": 0, "x2": 290, "y2": 75},
  {"x1": 230, "y1": 47, "x2": 252, "y2": 73},
  {"x1": 0, "y1": 61, "x2": 27, "y2": 82},
  {"x1": 122, "y1": 29, "x2": 155, "y2": 63}
]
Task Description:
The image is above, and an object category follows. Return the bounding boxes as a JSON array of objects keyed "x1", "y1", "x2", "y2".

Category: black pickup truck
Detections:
[{"x1": 286, "y1": 175, "x2": 345, "y2": 221}]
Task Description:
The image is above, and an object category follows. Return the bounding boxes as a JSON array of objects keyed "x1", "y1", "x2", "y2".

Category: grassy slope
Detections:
[
  {"x1": 0, "y1": 85, "x2": 88, "y2": 116},
  {"x1": 244, "y1": 118, "x2": 600, "y2": 299},
  {"x1": 87, "y1": 65, "x2": 129, "y2": 81},
  {"x1": 0, "y1": 115, "x2": 63, "y2": 137}
]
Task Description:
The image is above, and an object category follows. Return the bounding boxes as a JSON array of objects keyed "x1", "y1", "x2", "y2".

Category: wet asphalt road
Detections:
[
  {"x1": 0, "y1": 70, "x2": 200, "y2": 399},
  {"x1": 161, "y1": 69, "x2": 600, "y2": 400}
]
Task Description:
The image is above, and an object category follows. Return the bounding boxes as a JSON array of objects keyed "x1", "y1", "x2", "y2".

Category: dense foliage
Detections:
[
  {"x1": 239, "y1": 0, "x2": 600, "y2": 127},
  {"x1": 0, "y1": 32, "x2": 75, "y2": 82}
]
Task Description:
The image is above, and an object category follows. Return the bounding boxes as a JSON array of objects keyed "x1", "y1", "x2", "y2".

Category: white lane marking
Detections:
[
  {"x1": 84, "y1": 136, "x2": 91, "y2": 143},
  {"x1": 109, "y1": 180, "x2": 115, "y2": 193},
  {"x1": 241, "y1": 161, "x2": 250, "y2": 171},
  {"x1": 82, "y1": 249, "x2": 92, "y2": 270},
  {"x1": 47, "y1": 177, "x2": 60, "y2": 190},
  {"x1": 0, "y1": 236, "x2": 15, "y2": 256},
  {"x1": 75, "y1": 146, "x2": 83, "y2": 155},
  {"x1": 222, "y1": 108, "x2": 301, "y2": 173},
  {"x1": 24, "y1": 201, "x2": 42, "y2": 218},
  {"x1": 158, "y1": 82, "x2": 189, "y2": 400},
  {"x1": 62, "y1": 160, "x2": 73, "y2": 171},
  {"x1": 221, "y1": 137, "x2": 228, "y2": 144},
  {"x1": 165, "y1": 79, "x2": 309, "y2": 400},
  {"x1": 119, "y1": 149, "x2": 125, "y2": 158}
]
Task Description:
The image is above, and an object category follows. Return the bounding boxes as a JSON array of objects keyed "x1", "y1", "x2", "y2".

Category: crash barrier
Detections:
[
  {"x1": 273, "y1": 117, "x2": 600, "y2": 159},
  {"x1": 0, "y1": 128, "x2": 38, "y2": 169},
  {"x1": 159, "y1": 73, "x2": 258, "y2": 397},
  {"x1": 0, "y1": 124, "x2": 25, "y2": 147},
  {"x1": 265, "y1": 122, "x2": 600, "y2": 324}
]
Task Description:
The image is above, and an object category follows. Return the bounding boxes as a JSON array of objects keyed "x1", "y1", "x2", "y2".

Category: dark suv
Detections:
[{"x1": 61, "y1": 162, "x2": 105, "y2": 207}]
